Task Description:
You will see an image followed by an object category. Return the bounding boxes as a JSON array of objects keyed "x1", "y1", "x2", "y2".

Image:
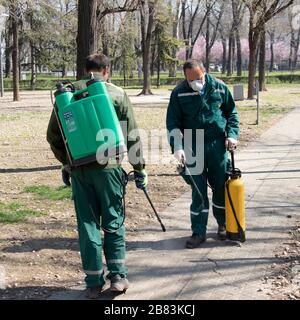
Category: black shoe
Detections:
[
  {"x1": 186, "y1": 233, "x2": 206, "y2": 249},
  {"x1": 86, "y1": 286, "x2": 103, "y2": 299},
  {"x1": 110, "y1": 274, "x2": 129, "y2": 292},
  {"x1": 217, "y1": 225, "x2": 227, "y2": 241}
]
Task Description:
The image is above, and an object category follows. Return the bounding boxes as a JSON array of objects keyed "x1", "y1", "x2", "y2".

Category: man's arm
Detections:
[
  {"x1": 166, "y1": 91, "x2": 184, "y2": 154},
  {"x1": 46, "y1": 109, "x2": 68, "y2": 165},
  {"x1": 223, "y1": 86, "x2": 240, "y2": 140},
  {"x1": 121, "y1": 92, "x2": 145, "y2": 171}
]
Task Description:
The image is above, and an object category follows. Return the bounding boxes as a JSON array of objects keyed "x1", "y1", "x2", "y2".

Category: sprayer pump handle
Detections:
[{"x1": 230, "y1": 150, "x2": 235, "y2": 171}]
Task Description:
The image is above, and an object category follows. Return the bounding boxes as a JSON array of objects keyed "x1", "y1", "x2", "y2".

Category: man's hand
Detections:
[
  {"x1": 226, "y1": 138, "x2": 238, "y2": 151},
  {"x1": 134, "y1": 170, "x2": 148, "y2": 190},
  {"x1": 62, "y1": 165, "x2": 71, "y2": 187},
  {"x1": 174, "y1": 149, "x2": 186, "y2": 164}
]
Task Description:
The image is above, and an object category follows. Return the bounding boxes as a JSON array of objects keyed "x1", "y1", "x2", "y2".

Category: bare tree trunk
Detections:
[
  {"x1": 137, "y1": 59, "x2": 143, "y2": 78},
  {"x1": 101, "y1": 16, "x2": 110, "y2": 57},
  {"x1": 245, "y1": 0, "x2": 294, "y2": 98},
  {"x1": 5, "y1": 49, "x2": 11, "y2": 78},
  {"x1": 182, "y1": 0, "x2": 210, "y2": 60},
  {"x1": 205, "y1": 9, "x2": 210, "y2": 71},
  {"x1": 30, "y1": 44, "x2": 36, "y2": 89},
  {"x1": 289, "y1": 30, "x2": 294, "y2": 70},
  {"x1": 227, "y1": 32, "x2": 234, "y2": 76},
  {"x1": 123, "y1": 54, "x2": 126, "y2": 87},
  {"x1": 293, "y1": 29, "x2": 300, "y2": 69},
  {"x1": 150, "y1": 44, "x2": 155, "y2": 77},
  {"x1": 269, "y1": 30, "x2": 275, "y2": 72},
  {"x1": 236, "y1": 29, "x2": 242, "y2": 76},
  {"x1": 156, "y1": 53, "x2": 160, "y2": 88},
  {"x1": 61, "y1": 64, "x2": 67, "y2": 78},
  {"x1": 248, "y1": 30, "x2": 260, "y2": 99},
  {"x1": 4, "y1": 18, "x2": 12, "y2": 78},
  {"x1": 231, "y1": 0, "x2": 243, "y2": 76},
  {"x1": 29, "y1": 13, "x2": 36, "y2": 90},
  {"x1": 11, "y1": 0, "x2": 20, "y2": 101},
  {"x1": 181, "y1": 0, "x2": 189, "y2": 60},
  {"x1": 139, "y1": 0, "x2": 155, "y2": 95},
  {"x1": 221, "y1": 34, "x2": 227, "y2": 74},
  {"x1": 169, "y1": 0, "x2": 180, "y2": 77},
  {"x1": 259, "y1": 26, "x2": 267, "y2": 91},
  {"x1": 76, "y1": 0, "x2": 98, "y2": 79},
  {"x1": 232, "y1": 33, "x2": 236, "y2": 73}
]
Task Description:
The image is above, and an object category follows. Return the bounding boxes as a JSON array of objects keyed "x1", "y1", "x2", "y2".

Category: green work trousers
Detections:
[
  {"x1": 71, "y1": 165, "x2": 127, "y2": 288},
  {"x1": 182, "y1": 138, "x2": 229, "y2": 236}
]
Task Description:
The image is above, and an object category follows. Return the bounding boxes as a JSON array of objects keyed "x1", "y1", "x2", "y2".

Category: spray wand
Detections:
[{"x1": 126, "y1": 171, "x2": 166, "y2": 232}]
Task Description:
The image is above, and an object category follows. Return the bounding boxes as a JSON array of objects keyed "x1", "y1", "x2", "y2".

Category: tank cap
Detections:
[
  {"x1": 231, "y1": 168, "x2": 242, "y2": 179},
  {"x1": 56, "y1": 82, "x2": 65, "y2": 90},
  {"x1": 54, "y1": 83, "x2": 68, "y2": 97}
]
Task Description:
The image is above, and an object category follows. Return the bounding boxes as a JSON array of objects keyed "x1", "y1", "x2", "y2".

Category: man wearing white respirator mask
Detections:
[{"x1": 167, "y1": 59, "x2": 239, "y2": 249}]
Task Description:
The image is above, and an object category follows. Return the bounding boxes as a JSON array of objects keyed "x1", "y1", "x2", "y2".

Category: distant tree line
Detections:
[{"x1": 0, "y1": 0, "x2": 299, "y2": 101}]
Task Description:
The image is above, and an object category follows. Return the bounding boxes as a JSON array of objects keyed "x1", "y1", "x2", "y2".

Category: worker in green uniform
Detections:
[
  {"x1": 47, "y1": 53, "x2": 147, "y2": 298},
  {"x1": 166, "y1": 59, "x2": 239, "y2": 249}
]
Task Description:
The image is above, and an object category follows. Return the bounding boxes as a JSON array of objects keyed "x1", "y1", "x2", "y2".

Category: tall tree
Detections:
[
  {"x1": 232, "y1": 0, "x2": 245, "y2": 76},
  {"x1": 76, "y1": 0, "x2": 97, "y2": 79},
  {"x1": 205, "y1": 0, "x2": 224, "y2": 71},
  {"x1": 10, "y1": 0, "x2": 20, "y2": 101},
  {"x1": 217, "y1": 2, "x2": 232, "y2": 74},
  {"x1": 139, "y1": 0, "x2": 156, "y2": 95},
  {"x1": 288, "y1": 7, "x2": 300, "y2": 70},
  {"x1": 153, "y1": 2, "x2": 181, "y2": 87},
  {"x1": 258, "y1": 22, "x2": 267, "y2": 91},
  {"x1": 265, "y1": 15, "x2": 283, "y2": 72},
  {"x1": 76, "y1": 0, "x2": 138, "y2": 79},
  {"x1": 4, "y1": 14, "x2": 12, "y2": 78},
  {"x1": 168, "y1": 0, "x2": 181, "y2": 77},
  {"x1": 267, "y1": 28, "x2": 276, "y2": 72},
  {"x1": 243, "y1": 0, "x2": 294, "y2": 99},
  {"x1": 220, "y1": 29, "x2": 227, "y2": 74},
  {"x1": 116, "y1": 12, "x2": 137, "y2": 86},
  {"x1": 181, "y1": 0, "x2": 214, "y2": 59},
  {"x1": 226, "y1": 0, "x2": 245, "y2": 76}
]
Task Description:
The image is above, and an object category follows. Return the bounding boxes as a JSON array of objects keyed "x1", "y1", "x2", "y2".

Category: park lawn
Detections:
[{"x1": 0, "y1": 83, "x2": 297, "y2": 298}]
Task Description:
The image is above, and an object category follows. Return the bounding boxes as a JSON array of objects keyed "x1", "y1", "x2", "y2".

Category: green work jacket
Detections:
[{"x1": 166, "y1": 73, "x2": 239, "y2": 152}]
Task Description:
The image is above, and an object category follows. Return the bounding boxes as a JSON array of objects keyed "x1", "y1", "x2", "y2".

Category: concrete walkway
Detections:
[
  {"x1": 49, "y1": 107, "x2": 300, "y2": 300},
  {"x1": 127, "y1": 90, "x2": 171, "y2": 108}
]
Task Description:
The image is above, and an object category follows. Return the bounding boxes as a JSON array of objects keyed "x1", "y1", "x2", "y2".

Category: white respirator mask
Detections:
[{"x1": 189, "y1": 79, "x2": 205, "y2": 92}]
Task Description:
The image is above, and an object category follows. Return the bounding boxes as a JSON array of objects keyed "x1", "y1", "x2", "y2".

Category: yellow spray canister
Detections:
[{"x1": 225, "y1": 150, "x2": 246, "y2": 242}]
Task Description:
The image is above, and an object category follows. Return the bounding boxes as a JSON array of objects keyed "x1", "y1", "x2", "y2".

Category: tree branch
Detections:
[{"x1": 97, "y1": 0, "x2": 139, "y2": 21}]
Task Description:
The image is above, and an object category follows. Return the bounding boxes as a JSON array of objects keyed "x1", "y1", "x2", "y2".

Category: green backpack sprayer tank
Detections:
[{"x1": 53, "y1": 79, "x2": 127, "y2": 167}]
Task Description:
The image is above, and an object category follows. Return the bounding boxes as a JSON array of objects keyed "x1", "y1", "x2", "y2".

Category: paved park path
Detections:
[{"x1": 49, "y1": 107, "x2": 300, "y2": 300}]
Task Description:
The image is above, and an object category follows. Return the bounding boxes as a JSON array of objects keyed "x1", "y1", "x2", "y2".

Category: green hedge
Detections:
[{"x1": 3, "y1": 73, "x2": 300, "y2": 91}]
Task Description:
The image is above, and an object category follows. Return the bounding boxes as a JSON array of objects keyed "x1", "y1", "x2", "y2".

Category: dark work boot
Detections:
[
  {"x1": 186, "y1": 233, "x2": 206, "y2": 249},
  {"x1": 110, "y1": 274, "x2": 129, "y2": 293},
  {"x1": 86, "y1": 286, "x2": 103, "y2": 299},
  {"x1": 217, "y1": 225, "x2": 227, "y2": 241}
]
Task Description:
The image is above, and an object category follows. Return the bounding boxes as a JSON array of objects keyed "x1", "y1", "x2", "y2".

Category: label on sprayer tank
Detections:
[{"x1": 63, "y1": 111, "x2": 77, "y2": 133}]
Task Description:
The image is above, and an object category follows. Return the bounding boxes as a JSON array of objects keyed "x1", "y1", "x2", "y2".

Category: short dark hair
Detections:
[
  {"x1": 85, "y1": 53, "x2": 110, "y2": 73},
  {"x1": 183, "y1": 59, "x2": 205, "y2": 75}
]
